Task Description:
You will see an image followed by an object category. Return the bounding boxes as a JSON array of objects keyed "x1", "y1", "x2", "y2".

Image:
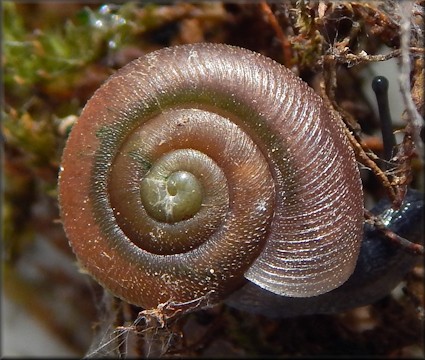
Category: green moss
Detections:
[
  {"x1": 3, "y1": 109, "x2": 57, "y2": 166},
  {"x1": 3, "y1": 3, "x2": 133, "y2": 92}
]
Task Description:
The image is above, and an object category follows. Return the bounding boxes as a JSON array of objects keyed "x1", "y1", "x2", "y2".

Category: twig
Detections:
[
  {"x1": 397, "y1": 1, "x2": 424, "y2": 165},
  {"x1": 364, "y1": 209, "x2": 424, "y2": 256},
  {"x1": 260, "y1": 1, "x2": 293, "y2": 68}
]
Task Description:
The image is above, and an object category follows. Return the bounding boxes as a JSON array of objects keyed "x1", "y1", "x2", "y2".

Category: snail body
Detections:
[
  {"x1": 61, "y1": 43, "x2": 372, "y2": 312},
  {"x1": 227, "y1": 188, "x2": 424, "y2": 317}
]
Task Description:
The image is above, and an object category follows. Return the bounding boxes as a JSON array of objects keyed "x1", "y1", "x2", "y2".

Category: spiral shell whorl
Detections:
[{"x1": 58, "y1": 43, "x2": 363, "y2": 309}]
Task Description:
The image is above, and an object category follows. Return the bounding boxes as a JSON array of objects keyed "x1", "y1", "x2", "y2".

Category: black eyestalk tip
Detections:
[
  {"x1": 372, "y1": 76, "x2": 389, "y2": 94},
  {"x1": 372, "y1": 75, "x2": 396, "y2": 164}
]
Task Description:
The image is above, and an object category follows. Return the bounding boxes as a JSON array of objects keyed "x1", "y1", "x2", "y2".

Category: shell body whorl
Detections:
[{"x1": 58, "y1": 43, "x2": 364, "y2": 310}]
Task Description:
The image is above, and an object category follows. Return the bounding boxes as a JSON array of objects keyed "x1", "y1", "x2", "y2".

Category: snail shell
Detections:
[{"x1": 58, "y1": 43, "x2": 364, "y2": 310}]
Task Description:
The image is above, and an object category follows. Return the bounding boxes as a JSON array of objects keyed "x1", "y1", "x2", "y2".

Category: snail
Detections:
[
  {"x1": 226, "y1": 188, "x2": 424, "y2": 317},
  {"x1": 58, "y1": 43, "x2": 423, "y2": 316}
]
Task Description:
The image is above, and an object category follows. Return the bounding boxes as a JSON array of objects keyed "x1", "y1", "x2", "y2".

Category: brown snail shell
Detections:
[{"x1": 58, "y1": 43, "x2": 364, "y2": 310}]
